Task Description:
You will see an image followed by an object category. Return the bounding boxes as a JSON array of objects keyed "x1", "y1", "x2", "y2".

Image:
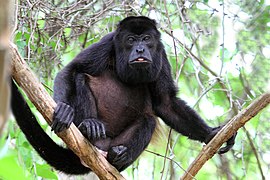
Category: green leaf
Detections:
[
  {"x1": 36, "y1": 164, "x2": 57, "y2": 179},
  {"x1": 0, "y1": 154, "x2": 30, "y2": 180}
]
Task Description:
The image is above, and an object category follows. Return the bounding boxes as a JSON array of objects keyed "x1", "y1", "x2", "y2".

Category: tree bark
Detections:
[
  {"x1": 10, "y1": 42, "x2": 125, "y2": 180},
  {"x1": 181, "y1": 92, "x2": 270, "y2": 180}
]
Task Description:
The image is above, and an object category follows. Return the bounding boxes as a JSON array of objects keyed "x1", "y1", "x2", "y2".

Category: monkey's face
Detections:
[
  {"x1": 113, "y1": 17, "x2": 163, "y2": 84},
  {"x1": 126, "y1": 34, "x2": 154, "y2": 69}
]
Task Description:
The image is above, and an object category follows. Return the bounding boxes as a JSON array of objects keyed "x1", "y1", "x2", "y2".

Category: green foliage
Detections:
[
  {"x1": 35, "y1": 164, "x2": 58, "y2": 179},
  {"x1": 0, "y1": 153, "x2": 29, "y2": 180}
]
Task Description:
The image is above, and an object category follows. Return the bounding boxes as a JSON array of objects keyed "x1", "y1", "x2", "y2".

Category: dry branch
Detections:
[
  {"x1": 10, "y1": 42, "x2": 125, "y2": 180},
  {"x1": 181, "y1": 92, "x2": 270, "y2": 180}
]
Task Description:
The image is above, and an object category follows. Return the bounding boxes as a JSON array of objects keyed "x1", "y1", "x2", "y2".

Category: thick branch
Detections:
[
  {"x1": 10, "y1": 42, "x2": 125, "y2": 180},
  {"x1": 181, "y1": 92, "x2": 270, "y2": 180}
]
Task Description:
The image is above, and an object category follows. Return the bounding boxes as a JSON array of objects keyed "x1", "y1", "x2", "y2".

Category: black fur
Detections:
[{"x1": 11, "y1": 16, "x2": 236, "y2": 175}]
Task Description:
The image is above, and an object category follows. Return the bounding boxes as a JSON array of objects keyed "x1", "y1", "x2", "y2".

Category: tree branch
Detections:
[
  {"x1": 181, "y1": 92, "x2": 270, "y2": 180},
  {"x1": 10, "y1": 42, "x2": 125, "y2": 180}
]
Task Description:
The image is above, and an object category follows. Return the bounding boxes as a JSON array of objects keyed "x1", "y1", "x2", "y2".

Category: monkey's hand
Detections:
[
  {"x1": 205, "y1": 126, "x2": 237, "y2": 154},
  {"x1": 107, "y1": 145, "x2": 131, "y2": 171},
  {"x1": 78, "y1": 119, "x2": 106, "y2": 141},
  {"x1": 52, "y1": 102, "x2": 74, "y2": 133}
]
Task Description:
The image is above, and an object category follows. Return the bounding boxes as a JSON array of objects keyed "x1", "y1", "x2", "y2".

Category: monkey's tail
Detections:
[{"x1": 11, "y1": 80, "x2": 90, "y2": 175}]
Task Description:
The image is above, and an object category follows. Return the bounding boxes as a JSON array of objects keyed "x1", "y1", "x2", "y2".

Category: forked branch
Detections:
[{"x1": 181, "y1": 92, "x2": 270, "y2": 180}]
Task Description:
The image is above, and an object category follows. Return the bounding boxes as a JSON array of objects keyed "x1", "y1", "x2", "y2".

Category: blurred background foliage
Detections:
[{"x1": 1, "y1": 0, "x2": 270, "y2": 179}]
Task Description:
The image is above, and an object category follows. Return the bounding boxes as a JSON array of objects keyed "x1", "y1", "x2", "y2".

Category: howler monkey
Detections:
[{"x1": 11, "y1": 16, "x2": 236, "y2": 175}]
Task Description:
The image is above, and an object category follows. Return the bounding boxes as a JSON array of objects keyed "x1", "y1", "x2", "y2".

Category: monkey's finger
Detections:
[
  {"x1": 218, "y1": 132, "x2": 237, "y2": 154},
  {"x1": 218, "y1": 144, "x2": 234, "y2": 154},
  {"x1": 51, "y1": 118, "x2": 62, "y2": 132},
  {"x1": 91, "y1": 122, "x2": 97, "y2": 140},
  {"x1": 95, "y1": 122, "x2": 101, "y2": 139},
  {"x1": 62, "y1": 104, "x2": 71, "y2": 119},
  {"x1": 54, "y1": 102, "x2": 68, "y2": 119},
  {"x1": 51, "y1": 121, "x2": 64, "y2": 133},
  {"x1": 100, "y1": 124, "x2": 106, "y2": 138},
  {"x1": 51, "y1": 121, "x2": 57, "y2": 131},
  {"x1": 66, "y1": 110, "x2": 74, "y2": 128},
  {"x1": 82, "y1": 123, "x2": 91, "y2": 140},
  {"x1": 53, "y1": 103, "x2": 61, "y2": 117}
]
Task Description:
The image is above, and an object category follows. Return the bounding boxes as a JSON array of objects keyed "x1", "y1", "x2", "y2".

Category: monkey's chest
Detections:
[{"x1": 87, "y1": 71, "x2": 152, "y2": 136}]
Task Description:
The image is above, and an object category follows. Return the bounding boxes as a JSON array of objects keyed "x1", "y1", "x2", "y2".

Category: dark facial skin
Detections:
[
  {"x1": 127, "y1": 34, "x2": 153, "y2": 68},
  {"x1": 11, "y1": 16, "x2": 237, "y2": 175}
]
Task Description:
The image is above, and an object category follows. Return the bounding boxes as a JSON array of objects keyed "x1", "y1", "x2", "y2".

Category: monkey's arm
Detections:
[
  {"x1": 150, "y1": 56, "x2": 236, "y2": 154},
  {"x1": 52, "y1": 32, "x2": 115, "y2": 133}
]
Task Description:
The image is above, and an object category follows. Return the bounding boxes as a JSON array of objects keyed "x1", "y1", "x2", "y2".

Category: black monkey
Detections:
[{"x1": 11, "y1": 16, "x2": 236, "y2": 175}]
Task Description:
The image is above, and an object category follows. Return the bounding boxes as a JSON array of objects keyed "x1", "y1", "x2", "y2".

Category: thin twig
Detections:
[
  {"x1": 242, "y1": 127, "x2": 265, "y2": 180},
  {"x1": 160, "y1": 128, "x2": 172, "y2": 180},
  {"x1": 145, "y1": 150, "x2": 197, "y2": 180}
]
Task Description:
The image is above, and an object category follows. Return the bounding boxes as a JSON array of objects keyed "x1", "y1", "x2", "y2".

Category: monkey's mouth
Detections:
[
  {"x1": 129, "y1": 58, "x2": 152, "y2": 64},
  {"x1": 129, "y1": 58, "x2": 152, "y2": 68}
]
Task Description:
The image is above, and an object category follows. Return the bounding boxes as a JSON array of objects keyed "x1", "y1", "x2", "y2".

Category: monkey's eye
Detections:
[
  {"x1": 143, "y1": 35, "x2": 151, "y2": 42},
  {"x1": 127, "y1": 37, "x2": 136, "y2": 44}
]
